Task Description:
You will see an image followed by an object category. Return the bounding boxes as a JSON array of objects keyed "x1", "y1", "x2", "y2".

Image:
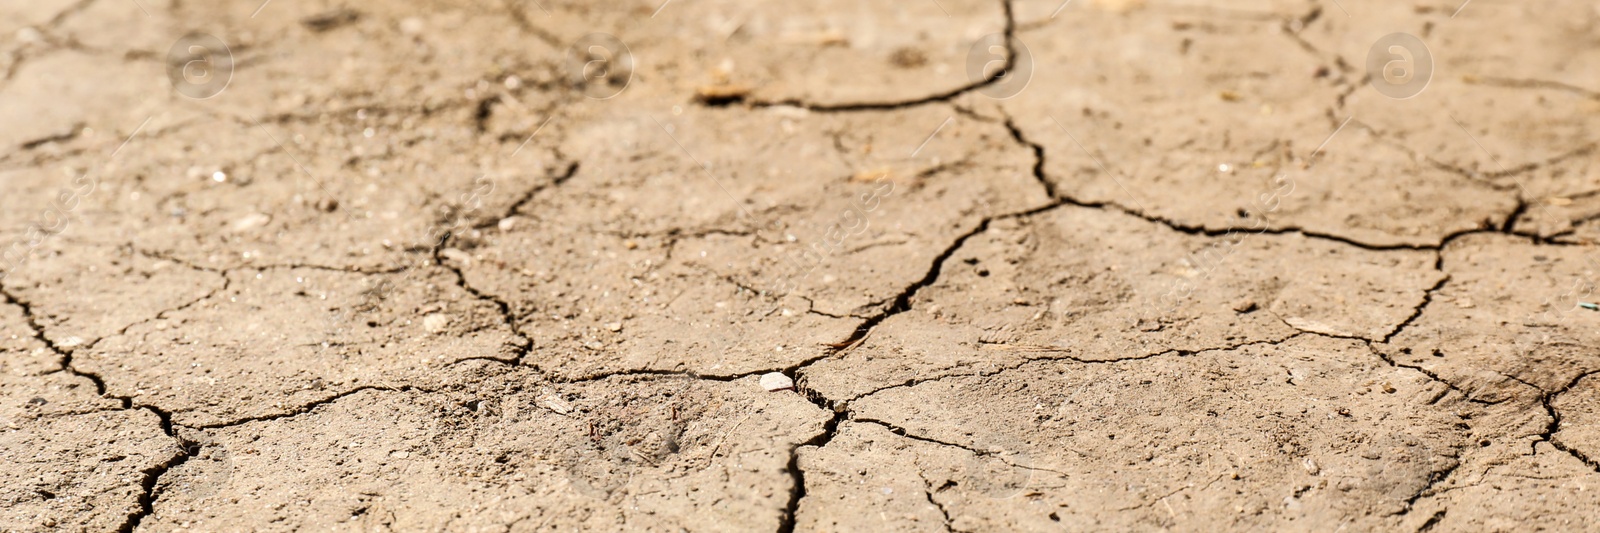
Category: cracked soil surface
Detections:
[{"x1": 3, "y1": 0, "x2": 1600, "y2": 531}]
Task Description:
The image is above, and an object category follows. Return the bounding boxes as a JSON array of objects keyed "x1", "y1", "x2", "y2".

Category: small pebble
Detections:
[
  {"x1": 399, "y1": 17, "x2": 424, "y2": 35},
  {"x1": 422, "y1": 314, "x2": 450, "y2": 333},
  {"x1": 540, "y1": 394, "x2": 572, "y2": 414},
  {"x1": 231, "y1": 213, "x2": 272, "y2": 233},
  {"x1": 760, "y1": 372, "x2": 795, "y2": 392},
  {"x1": 440, "y1": 248, "x2": 472, "y2": 265},
  {"x1": 15, "y1": 27, "x2": 42, "y2": 44}
]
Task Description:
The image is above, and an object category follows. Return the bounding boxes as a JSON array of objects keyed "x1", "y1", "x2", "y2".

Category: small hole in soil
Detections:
[{"x1": 977, "y1": 269, "x2": 990, "y2": 277}]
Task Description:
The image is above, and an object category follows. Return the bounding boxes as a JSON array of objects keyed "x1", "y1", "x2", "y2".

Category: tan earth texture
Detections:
[{"x1": 3, "y1": 0, "x2": 1600, "y2": 531}]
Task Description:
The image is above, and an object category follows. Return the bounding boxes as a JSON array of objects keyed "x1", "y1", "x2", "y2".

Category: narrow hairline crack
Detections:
[
  {"x1": 185, "y1": 384, "x2": 439, "y2": 429},
  {"x1": 738, "y1": 0, "x2": 1019, "y2": 113},
  {"x1": 847, "y1": 335, "x2": 1306, "y2": 407},
  {"x1": 917, "y1": 470, "x2": 960, "y2": 533}
]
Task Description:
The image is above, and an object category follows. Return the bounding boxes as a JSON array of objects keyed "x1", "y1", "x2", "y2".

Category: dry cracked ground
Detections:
[{"x1": 2, "y1": 0, "x2": 1600, "y2": 531}]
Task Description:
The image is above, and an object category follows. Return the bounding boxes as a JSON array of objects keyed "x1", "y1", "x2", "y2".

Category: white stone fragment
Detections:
[
  {"x1": 422, "y1": 314, "x2": 450, "y2": 333},
  {"x1": 541, "y1": 394, "x2": 573, "y2": 414},
  {"x1": 231, "y1": 213, "x2": 271, "y2": 233},
  {"x1": 440, "y1": 248, "x2": 472, "y2": 265},
  {"x1": 1302, "y1": 457, "x2": 1320, "y2": 476},
  {"x1": 399, "y1": 17, "x2": 425, "y2": 35},
  {"x1": 760, "y1": 372, "x2": 794, "y2": 392}
]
